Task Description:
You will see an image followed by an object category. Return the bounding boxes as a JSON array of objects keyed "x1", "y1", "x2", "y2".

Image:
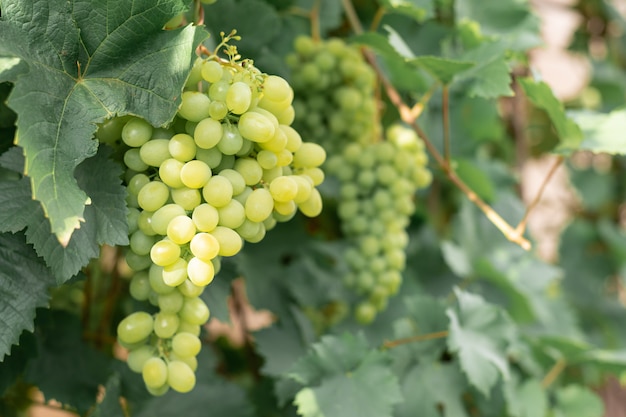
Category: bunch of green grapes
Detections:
[
  {"x1": 286, "y1": 35, "x2": 379, "y2": 155},
  {"x1": 108, "y1": 34, "x2": 325, "y2": 395},
  {"x1": 325, "y1": 125, "x2": 432, "y2": 324}
]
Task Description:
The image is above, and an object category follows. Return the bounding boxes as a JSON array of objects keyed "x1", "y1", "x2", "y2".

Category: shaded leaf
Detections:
[
  {"x1": 554, "y1": 385, "x2": 604, "y2": 417},
  {"x1": 24, "y1": 310, "x2": 111, "y2": 415},
  {"x1": 0, "y1": 331, "x2": 37, "y2": 395},
  {"x1": 455, "y1": 0, "x2": 542, "y2": 51},
  {"x1": 518, "y1": 78, "x2": 583, "y2": 152},
  {"x1": 411, "y1": 56, "x2": 475, "y2": 85},
  {"x1": 92, "y1": 373, "x2": 125, "y2": 417},
  {"x1": 0, "y1": 232, "x2": 55, "y2": 361},
  {"x1": 456, "y1": 41, "x2": 513, "y2": 98},
  {"x1": 504, "y1": 378, "x2": 547, "y2": 417},
  {"x1": 447, "y1": 288, "x2": 514, "y2": 396},
  {"x1": 0, "y1": 0, "x2": 207, "y2": 244}
]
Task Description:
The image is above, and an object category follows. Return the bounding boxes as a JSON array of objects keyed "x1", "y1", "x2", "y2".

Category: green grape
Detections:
[
  {"x1": 149, "y1": 264, "x2": 176, "y2": 294},
  {"x1": 189, "y1": 232, "x2": 220, "y2": 261},
  {"x1": 153, "y1": 311, "x2": 180, "y2": 338},
  {"x1": 297, "y1": 188, "x2": 322, "y2": 217},
  {"x1": 96, "y1": 115, "x2": 130, "y2": 144},
  {"x1": 178, "y1": 91, "x2": 211, "y2": 122},
  {"x1": 226, "y1": 81, "x2": 252, "y2": 114},
  {"x1": 273, "y1": 200, "x2": 296, "y2": 217},
  {"x1": 117, "y1": 312, "x2": 154, "y2": 345},
  {"x1": 179, "y1": 297, "x2": 210, "y2": 325},
  {"x1": 137, "y1": 181, "x2": 169, "y2": 212},
  {"x1": 257, "y1": 150, "x2": 278, "y2": 169},
  {"x1": 208, "y1": 80, "x2": 230, "y2": 101},
  {"x1": 171, "y1": 187, "x2": 202, "y2": 211},
  {"x1": 164, "y1": 12, "x2": 184, "y2": 29},
  {"x1": 237, "y1": 112, "x2": 275, "y2": 143},
  {"x1": 167, "y1": 360, "x2": 196, "y2": 393},
  {"x1": 195, "y1": 147, "x2": 223, "y2": 169},
  {"x1": 269, "y1": 176, "x2": 298, "y2": 202},
  {"x1": 137, "y1": 210, "x2": 156, "y2": 236},
  {"x1": 194, "y1": 118, "x2": 223, "y2": 149},
  {"x1": 127, "y1": 173, "x2": 150, "y2": 197},
  {"x1": 201, "y1": 59, "x2": 223, "y2": 83},
  {"x1": 167, "y1": 215, "x2": 196, "y2": 245},
  {"x1": 151, "y1": 204, "x2": 186, "y2": 236},
  {"x1": 125, "y1": 251, "x2": 153, "y2": 271},
  {"x1": 180, "y1": 160, "x2": 212, "y2": 189},
  {"x1": 219, "y1": 169, "x2": 246, "y2": 195},
  {"x1": 170, "y1": 353, "x2": 198, "y2": 372},
  {"x1": 185, "y1": 58, "x2": 203, "y2": 89},
  {"x1": 158, "y1": 290, "x2": 184, "y2": 313},
  {"x1": 187, "y1": 257, "x2": 215, "y2": 286},
  {"x1": 217, "y1": 199, "x2": 246, "y2": 229},
  {"x1": 293, "y1": 142, "x2": 326, "y2": 168},
  {"x1": 234, "y1": 158, "x2": 262, "y2": 185},
  {"x1": 245, "y1": 188, "x2": 274, "y2": 222},
  {"x1": 146, "y1": 384, "x2": 170, "y2": 397},
  {"x1": 177, "y1": 279, "x2": 205, "y2": 298},
  {"x1": 127, "y1": 345, "x2": 156, "y2": 373},
  {"x1": 262, "y1": 166, "x2": 282, "y2": 184},
  {"x1": 122, "y1": 117, "x2": 154, "y2": 147},
  {"x1": 202, "y1": 175, "x2": 233, "y2": 207},
  {"x1": 263, "y1": 75, "x2": 292, "y2": 102},
  {"x1": 169, "y1": 133, "x2": 197, "y2": 162},
  {"x1": 171, "y1": 332, "x2": 201, "y2": 357},
  {"x1": 191, "y1": 204, "x2": 219, "y2": 232},
  {"x1": 140, "y1": 139, "x2": 171, "y2": 167},
  {"x1": 236, "y1": 219, "x2": 263, "y2": 242},
  {"x1": 280, "y1": 125, "x2": 303, "y2": 152},
  {"x1": 127, "y1": 208, "x2": 140, "y2": 234},
  {"x1": 159, "y1": 158, "x2": 185, "y2": 189},
  {"x1": 210, "y1": 226, "x2": 242, "y2": 257},
  {"x1": 124, "y1": 148, "x2": 149, "y2": 172},
  {"x1": 258, "y1": 126, "x2": 288, "y2": 153},
  {"x1": 130, "y1": 230, "x2": 156, "y2": 256},
  {"x1": 150, "y1": 239, "x2": 181, "y2": 267},
  {"x1": 217, "y1": 124, "x2": 244, "y2": 155},
  {"x1": 209, "y1": 100, "x2": 229, "y2": 120},
  {"x1": 142, "y1": 357, "x2": 168, "y2": 389},
  {"x1": 162, "y1": 257, "x2": 188, "y2": 287}
]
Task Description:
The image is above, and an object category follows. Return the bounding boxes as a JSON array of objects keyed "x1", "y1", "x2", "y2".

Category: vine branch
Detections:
[
  {"x1": 383, "y1": 330, "x2": 449, "y2": 349},
  {"x1": 341, "y1": 0, "x2": 531, "y2": 251},
  {"x1": 442, "y1": 85, "x2": 451, "y2": 163},
  {"x1": 541, "y1": 358, "x2": 567, "y2": 388}
]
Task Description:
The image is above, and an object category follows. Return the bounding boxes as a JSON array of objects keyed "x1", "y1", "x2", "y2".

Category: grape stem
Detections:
[
  {"x1": 341, "y1": 0, "x2": 532, "y2": 251},
  {"x1": 541, "y1": 358, "x2": 567, "y2": 388},
  {"x1": 442, "y1": 85, "x2": 451, "y2": 164},
  {"x1": 382, "y1": 330, "x2": 449, "y2": 349},
  {"x1": 311, "y1": 0, "x2": 322, "y2": 42}
]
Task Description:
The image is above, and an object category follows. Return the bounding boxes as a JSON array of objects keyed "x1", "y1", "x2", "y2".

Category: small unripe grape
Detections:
[
  {"x1": 180, "y1": 160, "x2": 212, "y2": 189},
  {"x1": 210, "y1": 226, "x2": 242, "y2": 257},
  {"x1": 122, "y1": 117, "x2": 153, "y2": 147},
  {"x1": 191, "y1": 204, "x2": 219, "y2": 232},
  {"x1": 137, "y1": 181, "x2": 169, "y2": 212},
  {"x1": 150, "y1": 240, "x2": 181, "y2": 266},
  {"x1": 169, "y1": 133, "x2": 197, "y2": 162},
  {"x1": 269, "y1": 176, "x2": 298, "y2": 202},
  {"x1": 245, "y1": 188, "x2": 274, "y2": 223},
  {"x1": 201, "y1": 59, "x2": 223, "y2": 83},
  {"x1": 194, "y1": 118, "x2": 223, "y2": 149},
  {"x1": 167, "y1": 360, "x2": 196, "y2": 393},
  {"x1": 153, "y1": 312, "x2": 180, "y2": 338},
  {"x1": 202, "y1": 175, "x2": 233, "y2": 207},
  {"x1": 117, "y1": 312, "x2": 153, "y2": 345},
  {"x1": 190, "y1": 232, "x2": 220, "y2": 261},
  {"x1": 179, "y1": 297, "x2": 210, "y2": 325},
  {"x1": 226, "y1": 81, "x2": 252, "y2": 114},
  {"x1": 178, "y1": 91, "x2": 210, "y2": 122},
  {"x1": 142, "y1": 357, "x2": 168, "y2": 389},
  {"x1": 172, "y1": 332, "x2": 202, "y2": 358},
  {"x1": 140, "y1": 139, "x2": 171, "y2": 167},
  {"x1": 162, "y1": 257, "x2": 188, "y2": 287},
  {"x1": 167, "y1": 215, "x2": 196, "y2": 245},
  {"x1": 237, "y1": 112, "x2": 274, "y2": 143}
]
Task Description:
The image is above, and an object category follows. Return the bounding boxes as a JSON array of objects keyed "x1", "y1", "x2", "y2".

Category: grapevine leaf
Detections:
[
  {"x1": 0, "y1": 0, "x2": 208, "y2": 245},
  {"x1": 446, "y1": 288, "x2": 515, "y2": 396},
  {"x1": 554, "y1": 385, "x2": 604, "y2": 417},
  {"x1": 395, "y1": 361, "x2": 469, "y2": 417},
  {"x1": 411, "y1": 56, "x2": 475, "y2": 85},
  {"x1": 378, "y1": 0, "x2": 434, "y2": 22},
  {"x1": 288, "y1": 333, "x2": 402, "y2": 417},
  {"x1": 453, "y1": 158, "x2": 496, "y2": 202},
  {"x1": 134, "y1": 380, "x2": 255, "y2": 417},
  {"x1": 504, "y1": 378, "x2": 547, "y2": 417},
  {"x1": 92, "y1": 373, "x2": 124, "y2": 417},
  {"x1": 0, "y1": 232, "x2": 55, "y2": 361},
  {"x1": 0, "y1": 331, "x2": 37, "y2": 395},
  {"x1": 0, "y1": 176, "x2": 41, "y2": 233},
  {"x1": 518, "y1": 78, "x2": 583, "y2": 152},
  {"x1": 295, "y1": 0, "x2": 343, "y2": 35},
  {"x1": 455, "y1": 0, "x2": 542, "y2": 51},
  {"x1": 24, "y1": 310, "x2": 111, "y2": 414},
  {"x1": 456, "y1": 41, "x2": 514, "y2": 98},
  {"x1": 0, "y1": 55, "x2": 26, "y2": 83},
  {"x1": 567, "y1": 109, "x2": 626, "y2": 154},
  {"x1": 390, "y1": 295, "x2": 449, "y2": 372},
  {"x1": 0, "y1": 146, "x2": 128, "y2": 283},
  {"x1": 203, "y1": 0, "x2": 281, "y2": 56}
]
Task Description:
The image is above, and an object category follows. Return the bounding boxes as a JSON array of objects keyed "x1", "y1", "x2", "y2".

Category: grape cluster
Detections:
[
  {"x1": 286, "y1": 35, "x2": 379, "y2": 155},
  {"x1": 325, "y1": 125, "x2": 432, "y2": 324},
  {"x1": 113, "y1": 37, "x2": 325, "y2": 395}
]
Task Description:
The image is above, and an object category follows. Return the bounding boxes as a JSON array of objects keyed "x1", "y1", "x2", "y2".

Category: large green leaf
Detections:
[
  {"x1": 0, "y1": 0, "x2": 208, "y2": 245},
  {"x1": 518, "y1": 78, "x2": 583, "y2": 152},
  {"x1": 286, "y1": 333, "x2": 402, "y2": 417},
  {"x1": 0, "y1": 146, "x2": 128, "y2": 283},
  {"x1": 455, "y1": 0, "x2": 541, "y2": 51},
  {"x1": 554, "y1": 385, "x2": 604, "y2": 417},
  {"x1": 456, "y1": 41, "x2": 514, "y2": 98},
  {"x1": 504, "y1": 377, "x2": 547, "y2": 417},
  {"x1": 92, "y1": 373, "x2": 125, "y2": 417},
  {"x1": 24, "y1": 310, "x2": 111, "y2": 414},
  {"x1": 447, "y1": 288, "x2": 516, "y2": 396},
  {"x1": 0, "y1": 232, "x2": 55, "y2": 361},
  {"x1": 567, "y1": 109, "x2": 626, "y2": 154},
  {"x1": 0, "y1": 331, "x2": 38, "y2": 395}
]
